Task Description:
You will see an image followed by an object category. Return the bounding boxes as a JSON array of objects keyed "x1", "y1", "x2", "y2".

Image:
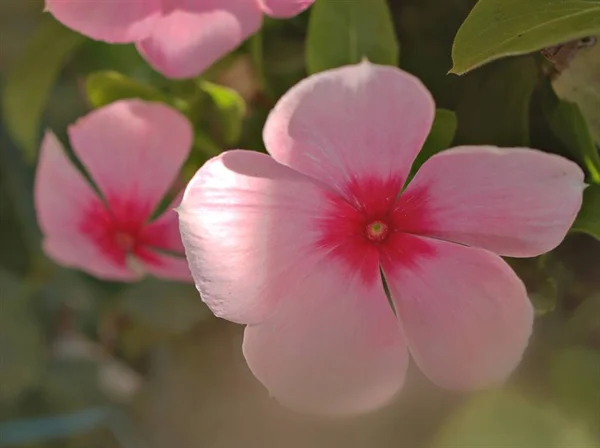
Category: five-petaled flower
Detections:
[
  {"x1": 35, "y1": 99, "x2": 192, "y2": 282},
  {"x1": 45, "y1": 0, "x2": 315, "y2": 79},
  {"x1": 178, "y1": 62, "x2": 584, "y2": 415}
]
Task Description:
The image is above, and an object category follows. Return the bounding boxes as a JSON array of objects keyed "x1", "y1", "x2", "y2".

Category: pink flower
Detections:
[
  {"x1": 44, "y1": 0, "x2": 315, "y2": 79},
  {"x1": 35, "y1": 99, "x2": 192, "y2": 282},
  {"x1": 177, "y1": 62, "x2": 584, "y2": 415}
]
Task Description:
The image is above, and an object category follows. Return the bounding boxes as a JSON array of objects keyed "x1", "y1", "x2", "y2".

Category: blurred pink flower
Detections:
[
  {"x1": 35, "y1": 99, "x2": 192, "y2": 282},
  {"x1": 45, "y1": 0, "x2": 315, "y2": 79},
  {"x1": 177, "y1": 62, "x2": 584, "y2": 415}
]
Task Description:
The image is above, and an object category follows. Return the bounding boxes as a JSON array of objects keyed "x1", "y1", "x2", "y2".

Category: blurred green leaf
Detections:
[
  {"x1": 548, "y1": 99, "x2": 600, "y2": 182},
  {"x1": 306, "y1": 0, "x2": 398, "y2": 74},
  {"x1": 1, "y1": 16, "x2": 85, "y2": 162},
  {"x1": 565, "y1": 294, "x2": 600, "y2": 343},
  {"x1": 455, "y1": 57, "x2": 538, "y2": 147},
  {"x1": 197, "y1": 81, "x2": 246, "y2": 145},
  {"x1": 572, "y1": 184, "x2": 600, "y2": 241},
  {"x1": 119, "y1": 278, "x2": 209, "y2": 334},
  {"x1": 529, "y1": 276, "x2": 559, "y2": 316},
  {"x1": 0, "y1": 270, "x2": 44, "y2": 403},
  {"x1": 262, "y1": 34, "x2": 306, "y2": 98},
  {"x1": 393, "y1": 0, "x2": 472, "y2": 109},
  {"x1": 451, "y1": 0, "x2": 600, "y2": 74},
  {"x1": 550, "y1": 347, "x2": 600, "y2": 426},
  {"x1": 410, "y1": 109, "x2": 457, "y2": 176},
  {"x1": 43, "y1": 359, "x2": 109, "y2": 412},
  {"x1": 435, "y1": 391, "x2": 596, "y2": 448},
  {"x1": 85, "y1": 71, "x2": 168, "y2": 109},
  {"x1": 0, "y1": 407, "x2": 111, "y2": 447},
  {"x1": 553, "y1": 42, "x2": 600, "y2": 146}
]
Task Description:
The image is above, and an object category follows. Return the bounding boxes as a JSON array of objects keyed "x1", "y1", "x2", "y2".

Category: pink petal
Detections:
[
  {"x1": 67, "y1": 100, "x2": 192, "y2": 223},
  {"x1": 137, "y1": 249, "x2": 192, "y2": 282},
  {"x1": 243, "y1": 260, "x2": 407, "y2": 415},
  {"x1": 45, "y1": 0, "x2": 160, "y2": 43},
  {"x1": 398, "y1": 147, "x2": 585, "y2": 257},
  {"x1": 263, "y1": 61, "x2": 435, "y2": 195},
  {"x1": 178, "y1": 150, "x2": 339, "y2": 325},
  {"x1": 381, "y1": 234, "x2": 533, "y2": 390},
  {"x1": 35, "y1": 132, "x2": 138, "y2": 280},
  {"x1": 259, "y1": 0, "x2": 315, "y2": 18},
  {"x1": 136, "y1": 0, "x2": 263, "y2": 79},
  {"x1": 141, "y1": 192, "x2": 186, "y2": 254}
]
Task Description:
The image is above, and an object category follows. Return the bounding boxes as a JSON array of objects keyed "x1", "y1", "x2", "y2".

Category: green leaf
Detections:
[
  {"x1": 550, "y1": 347, "x2": 600, "y2": 425},
  {"x1": 572, "y1": 184, "x2": 600, "y2": 241},
  {"x1": 410, "y1": 109, "x2": 457, "y2": 176},
  {"x1": 451, "y1": 0, "x2": 600, "y2": 74},
  {"x1": 455, "y1": 57, "x2": 538, "y2": 147},
  {"x1": 1, "y1": 16, "x2": 85, "y2": 162},
  {"x1": 306, "y1": 0, "x2": 398, "y2": 74},
  {"x1": 529, "y1": 276, "x2": 559, "y2": 316},
  {"x1": 85, "y1": 71, "x2": 168, "y2": 109},
  {"x1": 565, "y1": 294, "x2": 600, "y2": 343},
  {"x1": 553, "y1": 41, "x2": 600, "y2": 146},
  {"x1": 435, "y1": 391, "x2": 596, "y2": 448},
  {"x1": 197, "y1": 80, "x2": 246, "y2": 145},
  {"x1": 119, "y1": 278, "x2": 210, "y2": 334},
  {"x1": 548, "y1": 99, "x2": 600, "y2": 182}
]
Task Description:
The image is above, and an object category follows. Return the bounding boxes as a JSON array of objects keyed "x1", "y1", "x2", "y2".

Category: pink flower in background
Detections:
[
  {"x1": 35, "y1": 100, "x2": 192, "y2": 282},
  {"x1": 178, "y1": 62, "x2": 584, "y2": 415},
  {"x1": 45, "y1": 0, "x2": 315, "y2": 79}
]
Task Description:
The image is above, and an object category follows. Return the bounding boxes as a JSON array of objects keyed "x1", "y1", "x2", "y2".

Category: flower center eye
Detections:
[
  {"x1": 365, "y1": 220, "x2": 389, "y2": 242},
  {"x1": 115, "y1": 231, "x2": 135, "y2": 252}
]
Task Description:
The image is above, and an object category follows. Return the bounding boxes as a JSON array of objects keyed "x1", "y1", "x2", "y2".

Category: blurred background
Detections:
[{"x1": 1, "y1": 0, "x2": 599, "y2": 447}]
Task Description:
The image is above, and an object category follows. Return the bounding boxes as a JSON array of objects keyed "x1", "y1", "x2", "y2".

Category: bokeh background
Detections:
[{"x1": 1, "y1": 0, "x2": 599, "y2": 447}]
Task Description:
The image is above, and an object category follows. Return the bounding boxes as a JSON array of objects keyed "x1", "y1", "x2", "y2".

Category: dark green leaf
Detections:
[
  {"x1": 553, "y1": 42, "x2": 600, "y2": 146},
  {"x1": 548, "y1": 99, "x2": 600, "y2": 182},
  {"x1": 572, "y1": 184, "x2": 600, "y2": 241},
  {"x1": 1, "y1": 16, "x2": 85, "y2": 162},
  {"x1": 197, "y1": 80, "x2": 246, "y2": 146},
  {"x1": 455, "y1": 57, "x2": 538, "y2": 147},
  {"x1": 451, "y1": 0, "x2": 600, "y2": 74},
  {"x1": 410, "y1": 109, "x2": 457, "y2": 176},
  {"x1": 85, "y1": 71, "x2": 168, "y2": 109},
  {"x1": 306, "y1": 0, "x2": 398, "y2": 74}
]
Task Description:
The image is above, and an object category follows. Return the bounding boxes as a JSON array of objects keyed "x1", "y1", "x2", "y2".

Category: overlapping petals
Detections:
[
  {"x1": 178, "y1": 61, "x2": 584, "y2": 414},
  {"x1": 45, "y1": 0, "x2": 315, "y2": 79},
  {"x1": 35, "y1": 100, "x2": 192, "y2": 281}
]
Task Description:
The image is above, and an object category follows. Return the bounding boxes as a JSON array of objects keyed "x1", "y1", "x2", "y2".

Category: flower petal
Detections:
[
  {"x1": 136, "y1": 0, "x2": 263, "y2": 79},
  {"x1": 137, "y1": 249, "x2": 192, "y2": 282},
  {"x1": 263, "y1": 62, "x2": 435, "y2": 195},
  {"x1": 45, "y1": 0, "x2": 160, "y2": 43},
  {"x1": 141, "y1": 193, "x2": 186, "y2": 255},
  {"x1": 243, "y1": 260, "x2": 407, "y2": 415},
  {"x1": 35, "y1": 132, "x2": 138, "y2": 280},
  {"x1": 397, "y1": 147, "x2": 585, "y2": 257},
  {"x1": 259, "y1": 0, "x2": 315, "y2": 18},
  {"x1": 178, "y1": 150, "x2": 341, "y2": 325},
  {"x1": 381, "y1": 234, "x2": 533, "y2": 390},
  {"x1": 67, "y1": 100, "x2": 192, "y2": 222}
]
